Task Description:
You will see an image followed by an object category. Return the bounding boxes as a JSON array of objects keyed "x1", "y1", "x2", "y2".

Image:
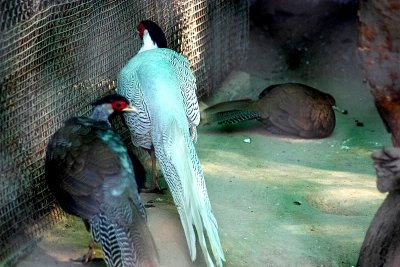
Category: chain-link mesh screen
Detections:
[{"x1": 0, "y1": 0, "x2": 248, "y2": 265}]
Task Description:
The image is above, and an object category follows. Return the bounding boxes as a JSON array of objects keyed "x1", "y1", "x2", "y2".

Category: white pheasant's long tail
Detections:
[{"x1": 156, "y1": 122, "x2": 225, "y2": 267}]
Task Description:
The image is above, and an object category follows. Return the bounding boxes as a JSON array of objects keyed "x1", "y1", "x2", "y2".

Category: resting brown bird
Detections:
[{"x1": 201, "y1": 82, "x2": 340, "y2": 138}]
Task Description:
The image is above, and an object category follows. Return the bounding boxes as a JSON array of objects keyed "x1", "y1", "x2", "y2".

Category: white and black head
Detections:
[
  {"x1": 91, "y1": 94, "x2": 137, "y2": 122},
  {"x1": 137, "y1": 20, "x2": 167, "y2": 52}
]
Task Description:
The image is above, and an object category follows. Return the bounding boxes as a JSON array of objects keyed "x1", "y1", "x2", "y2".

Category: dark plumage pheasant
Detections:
[
  {"x1": 202, "y1": 83, "x2": 339, "y2": 138},
  {"x1": 45, "y1": 94, "x2": 158, "y2": 267}
]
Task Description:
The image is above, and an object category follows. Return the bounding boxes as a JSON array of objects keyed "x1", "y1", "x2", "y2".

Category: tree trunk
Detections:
[{"x1": 357, "y1": 1, "x2": 400, "y2": 266}]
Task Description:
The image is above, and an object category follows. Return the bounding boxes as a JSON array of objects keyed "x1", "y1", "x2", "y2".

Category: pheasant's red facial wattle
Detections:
[
  {"x1": 111, "y1": 100, "x2": 129, "y2": 111},
  {"x1": 137, "y1": 23, "x2": 145, "y2": 38}
]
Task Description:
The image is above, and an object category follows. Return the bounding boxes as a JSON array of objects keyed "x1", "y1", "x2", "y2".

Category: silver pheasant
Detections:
[{"x1": 117, "y1": 20, "x2": 225, "y2": 267}]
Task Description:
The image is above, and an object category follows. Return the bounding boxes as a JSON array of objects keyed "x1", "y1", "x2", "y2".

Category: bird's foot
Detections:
[
  {"x1": 71, "y1": 241, "x2": 95, "y2": 264},
  {"x1": 71, "y1": 253, "x2": 93, "y2": 264}
]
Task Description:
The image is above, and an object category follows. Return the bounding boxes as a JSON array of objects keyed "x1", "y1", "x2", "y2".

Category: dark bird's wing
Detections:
[{"x1": 45, "y1": 117, "x2": 144, "y2": 219}]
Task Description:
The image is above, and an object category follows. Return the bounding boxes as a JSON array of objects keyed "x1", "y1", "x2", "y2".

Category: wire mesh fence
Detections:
[{"x1": 0, "y1": 0, "x2": 248, "y2": 265}]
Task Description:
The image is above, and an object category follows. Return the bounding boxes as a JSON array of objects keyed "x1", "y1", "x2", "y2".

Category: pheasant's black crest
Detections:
[{"x1": 138, "y1": 20, "x2": 167, "y2": 48}]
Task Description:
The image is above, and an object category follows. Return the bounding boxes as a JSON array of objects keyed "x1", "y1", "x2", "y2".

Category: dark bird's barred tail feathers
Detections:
[
  {"x1": 91, "y1": 213, "x2": 158, "y2": 267},
  {"x1": 212, "y1": 110, "x2": 261, "y2": 125},
  {"x1": 201, "y1": 99, "x2": 261, "y2": 125}
]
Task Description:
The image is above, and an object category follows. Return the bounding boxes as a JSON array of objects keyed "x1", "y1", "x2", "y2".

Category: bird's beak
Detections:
[{"x1": 122, "y1": 105, "x2": 138, "y2": 113}]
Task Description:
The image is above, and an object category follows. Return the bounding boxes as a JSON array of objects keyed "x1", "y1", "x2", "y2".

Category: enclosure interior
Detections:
[{"x1": 1, "y1": 0, "x2": 392, "y2": 266}]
